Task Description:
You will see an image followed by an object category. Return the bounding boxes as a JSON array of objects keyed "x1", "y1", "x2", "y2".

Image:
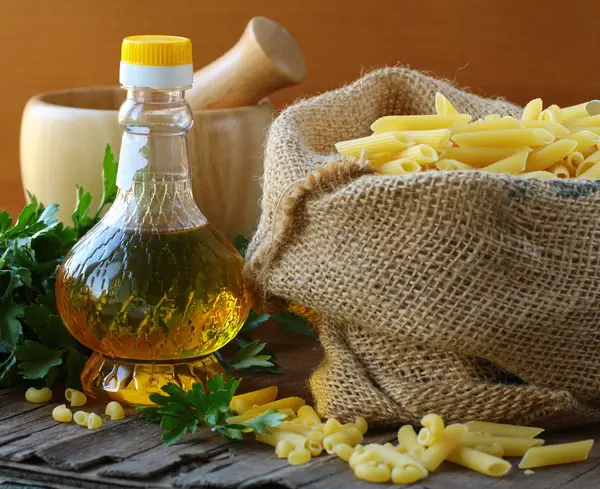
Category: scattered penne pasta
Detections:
[
  {"x1": 334, "y1": 94, "x2": 600, "y2": 179},
  {"x1": 518, "y1": 440, "x2": 594, "y2": 469},
  {"x1": 465, "y1": 421, "x2": 544, "y2": 439}
]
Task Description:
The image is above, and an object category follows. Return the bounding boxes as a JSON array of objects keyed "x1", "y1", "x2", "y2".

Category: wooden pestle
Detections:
[{"x1": 187, "y1": 17, "x2": 306, "y2": 110}]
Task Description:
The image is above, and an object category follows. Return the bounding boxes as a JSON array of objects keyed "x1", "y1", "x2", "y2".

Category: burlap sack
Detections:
[{"x1": 246, "y1": 67, "x2": 600, "y2": 428}]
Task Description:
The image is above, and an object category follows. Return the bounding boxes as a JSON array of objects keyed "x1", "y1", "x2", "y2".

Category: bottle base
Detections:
[{"x1": 81, "y1": 352, "x2": 225, "y2": 406}]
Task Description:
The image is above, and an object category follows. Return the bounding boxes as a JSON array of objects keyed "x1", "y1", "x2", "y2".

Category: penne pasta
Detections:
[
  {"x1": 447, "y1": 446, "x2": 512, "y2": 477},
  {"x1": 583, "y1": 148, "x2": 600, "y2": 164},
  {"x1": 547, "y1": 162, "x2": 570, "y2": 178},
  {"x1": 367, "y1": 152, "x2": 394, "y2": 165},
  {"x1": 435, "y1": 92, "x2": 459, "y2": 115},
  {"x1": 394, "y1": 129, "x2": 451, "y2": 146},
  {"x1": 226, "y1": 397, "x2": 305, "y2": 424},
  {"x1": 577, "y1": 162, "x2": 600, "y2": 179},
  {"x1": 560, "y1": 102, "x2": 589, "y2": 121},
  {"x1": 256, "y1": 430, "x2": 308, "y2": 449},
  {"x1": 564, "y1": 114, "x2": 600, "y2": 128},
  {"x1": 363, "y1": 443, "x2": 428, "y2": 476},
  {"x1": 579, "y1": 126, "x2": 600, "y2": 136},
  {"x1": 475, "y1": 443, "x2": 505, "y2": 458},
  {"x1": 397, "y1": 144, "x2": 438, "y2": 163},
  {"x1": 521, "y1": 98, "x2": 543, "y2": 121},
  {"x1": 230, "y1": 386, "x2": 278, "y2": 414},
  {"x1": 525, "y1": 139, "x2": 577, "y2": 172},
  {"x1": 436, "y1": 159, "x2": 474, "y2": 171},
  {"x1": 418, "y1": 427, "x2": 435, "y2": 446},
  {"x1": 518, "y1": 440, "x2": 594, "y2": 469},
  {"x1": 481, "y1": 150, "x2": 528, "y2": 174},
  {"x1": 421, "y1": 424, "x2": 467, "y2": 472},
  {"x1": 422, "y1": 413, "x2": 445, "y2": 438},
  {"x1": 452, "y1": 128, "x2": 554, "y2": 148},
  {"x1": 440, "y1": 147, "x2": 522, "y2": 167},
  {"x1": 461, "y1": 434, "x2": 544, "y2": 457},
  {"x1": 576, "y1": 161, "x2": 596, "y2": 177},
  {"x1": 450, "y1": 117, "x2": 522, "y2": 135},
  {"x1": 397, "y1": 425, "x2": 425, "y2": 456},
  {"x1": 465, "y1": 421, "x2": 544, "y2": 439},
  {"x1": 538, "y1": 104, "x2": 561, "y2": 122},
  {"x1": 569, "y1": 130, "x2": 600, "y2": 153},
  {"x1": 521, "y1": 120, "x2": 570, "y2": 138},
  {"x1": 520, "y1": 171, "x2": 559, "y2": 180},
  {"x1": 377, "y1": 158, "x2": 422, "y2": 175},
  {"x1": 371, "y1": 114, "x2": 472, "y2": 132},
  {"x1": 335, "y1": 132, "x2": 413, "y2": 157},
  {"x1": 566, "y1": 152, "x2": 585, "y2": 166}
]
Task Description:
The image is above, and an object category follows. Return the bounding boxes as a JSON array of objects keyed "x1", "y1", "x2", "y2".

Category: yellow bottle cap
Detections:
[
  {"x1": 120, "y1": 35, "x2": 193, "y2": 88},
  {"x1": 121, "y1": 35, "x2": 192, "y2": 66}
]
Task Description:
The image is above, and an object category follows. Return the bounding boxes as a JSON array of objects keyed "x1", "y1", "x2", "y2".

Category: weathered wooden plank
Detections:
[
  {"x1": 0, "y1": 397, "x2": 48, "y2": 422},
  {"x1": 98, "y1": 429, "x2": 231, "y2": 479},
  {"x1": 36, "y1": 417, "x2": 165, "y2": 470}
]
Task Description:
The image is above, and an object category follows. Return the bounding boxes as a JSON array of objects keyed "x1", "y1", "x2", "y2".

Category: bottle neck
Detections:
[{"x1": 107, "y1": 87, "x2": 205, "y2": 231}]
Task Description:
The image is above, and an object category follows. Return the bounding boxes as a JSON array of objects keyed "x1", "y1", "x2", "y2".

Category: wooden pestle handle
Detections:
[{"x1": 187, "y1": 17, "x2": 306, "y2": 110}]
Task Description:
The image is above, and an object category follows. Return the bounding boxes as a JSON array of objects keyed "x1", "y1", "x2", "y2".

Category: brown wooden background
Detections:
[{"x1": 1, "y1": 0, "x2": 598, "y2": 217}]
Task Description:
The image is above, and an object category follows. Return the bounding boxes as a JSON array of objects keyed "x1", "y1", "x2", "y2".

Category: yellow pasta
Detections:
[
  {"x1": 525, "y1": 139, "x2": 577, "y2": 172},
  {"x1": 394, "y1": 129, "x2": 451, "y2": 146},
  {"x1": 354, "y1": 462, "x2": 391, "y2": 483},
  {"x1": 564, "y1": 114, "x2": 600, "y2": 128},
  {"x1": 256, "y1": 430, "x2": 307, "y2": 449},
  {"x1": 569, "y1": 130, "x2": 600, "y2": 152},
  {"x1": 450, "y1": 117, "x2": 522, "y2": 134},
  {"x1": 87, "y1": 413, "x2": 103, "y2": 430},
  {"x1": 73, "y1": 411, "x2": 89, "y2": 426},
  {"x1": 297, "y1": 405, "x2": 322, "y2": 425},
  {"x1": 397, "y1": 425, "x2": 425, "y2": 456},
  {"x1": 461, "y1": 434, "x2": 544, "y2": 457},
  {"x1": 566, "y1": 151, "x2": 585, "y2": 166},
  {"x1": 230, "y1": 385, "x2": 278, "y2": 414},
  {"x1": 475, "y1": 443, "x2": 505, "y2": 458},
  {"x1": 25, "y1": 387, "x2": 53, "y2": 404},
  {"x1": 435, "y1": 92, "x2": 459, "y2": 115},
  {"x1": 276, "y1": 421, "x2": 310, "y2": 435},
  {"x1": 436, "y1": 159, "x2": 474, "y2": 171},
  {"x1": 276, "y1": 440, "x2": 295, "y2": 458},
  {"x1": 518, "y1": 440, "x2": 594, "y2": 469},
  {"x1": 521, "y1": 120, "x2": 570, "y2": 137},
  {"x1": 538, "y1": 104, "x2": 561, "y2": 122},
  {"x1": 580, "y1": 126, "x2": 600, "y2": 136},
  {"x1": 323, "y1": 428, "x2": 363, "y2": 454},
  {"x1": 334, "y1": 443, "x2": 355, "y2": 462},
  {"x1": 547, "y1": 162, "x2": 571, "y2": 178},
  {"x1": 418, "y1": 428, "x2": 435, "y2": 446},
  {"x1": 323, "y1": 418, "x2": 345, "y2": 437},
  {"x1": 377, "y1": 158, "x2": 422, "y2": 175},
  {"x1": 397, "y1": 144, "x2": 438, "y2": 163},
  {"x1": 391, "y1": 466, "x2": 428, "y2": 484},
  {"x1": 576, "y1": 161, "x2": 596, "y2": 177},
  {"x1": 422, "y1": 413, "x2": 445, "y2": 439},
  {"x1": 307, "y1": 429, "x2": 324, "y2": 443},
  {"x1": 520, "y1": 171, "x2": 558, "y2": 180},
  {"x1": 288, "y1": 448, "x2": 311, "y2": 465},
  {"x1": 561, "y1": 102, "x2": 590, "y2": 121},
  {"x1": 371, "y1": 114, "x2": 472, "y2": 132},
  {"x1": 335, "y1": 132, "x2": 414, "y2": 157},
  {"x1": 65, "y1": 388, "x2": 87, "y2": 407},
  {"x1": 481, "y1": 150, "x2": 529, "y2": 174},
  {"x1": 452, "y1": 129, "x2": 554, "y2": 148},
  {"x1": 440, "y1": 147, "x2": 522, "y2": 166},
  {"x1": 105, "y1": 401, "x2": 125, "y2": 420},
  {"x1": 354, "y1": 417, "x2": 368, "y2": 435},
  {"x1": 227, "y1": 397, "x2": 305, "y2": 424},
  {"x1": 521, "y1": 98, "x2": 543, "y2": 121},
  {"x1": 420, "y1": 424, "x2": 468, "y2": 472},
  {"x1": 52, "y1": 404, "x2": 73, "y2": 423},
  {"x1": 577, "y1": 162, "x2": 600, "y2": 179},
  {"x1": 447, "y1": 446, "x2": 512, "y2": 477},
  {"x1": 307, "y1": 441, "x2": 323, "y2": 456},
  {"x1": 363, "y1": 443, "x2": 428, "y2": 476}
]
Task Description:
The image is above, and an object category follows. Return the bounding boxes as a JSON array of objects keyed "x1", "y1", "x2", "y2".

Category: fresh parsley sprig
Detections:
[{"x1": 136, "y1": 374, "x2": 287, "y2": 445}]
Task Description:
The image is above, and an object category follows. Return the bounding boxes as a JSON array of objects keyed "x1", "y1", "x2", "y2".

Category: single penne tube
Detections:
[
  {"x1": 580, "y1": 126, "x2": 600, "y2": 136},
  {"x1": 521, "y1": 98, "x2": 543, "y2": 121},
  {"x1": 566, "y1": 152, "x2": 585, "y2": 166},
  {"x1": 421, "y1": 414, "x2": 445, "y2": 438},
  {"x1": 564, "y1": 114, "x2": 600, "y2": 128},
  {"x1": 560, "y1": 102, "x2": 590, "y2": 121},
  {"x1": 569, "y1": 130, "x2": 600, "y2": 152},
  {"x1": 520, "y1": 171, "x2": 559, "y2": 180},
  {"x1": 335, "y1": 132, "x2": 413, "y2": 157},
  {"x1": 377, "y1": 158, "x2": 422, "y2": 175},
  {"x1": 576, "y1": 162, "x2": 600, "y2": 179},
  {"x1": 397, "y1": 425, "x2": 425, "y2": 456},
  {"x1": 394, "y1": 129, "x2": 451, "y2": 146},
  {"x1": 525, "y1": 139, "x2": 577, "y2": 172},
  {"x1": 465, "y1": 421, "x2": 544, "y2": 439},
  {"x1": 452, "y1": 128, "x2": 555, "y2": 148},
  {"x1": 521, "y1": 120, "x2": 570, "y2": 137},
  {"x1": 323, "y1": 427, "x2": 363, "y2": 453},
  {"x1": 461, "y1": 434, "x2": 544, "y2": 457},
  {"x1": 450, "y1": 117, "x2": 522, "y2": 134},
  {"x1": 481, "y1": 150, "x2": 529, "y2": 174},
  {"x1": 230, "y1": 386, "x2": 278, "y2": 414},
  {"x1": 475, "y1": 443, "x2": 505, "y2": 458},
  {"x1": 255, "y1": 430, "x2": 308, "y2": 448},
  {"x1": 538, "y1": 104, "x2": 562, "y2": 122},
  {"x1": 547, "y1": 161, "x2": 570, "y2": 178},
  {"x1": 440, "y1": 147, "x2": 522, "y2": 166},
  {"x1": 363, "y1": 443, "x2": 428, "y2": 476},
  {"x1": 297, "y1": 405, "x2": 322, "y2": 425},
  {"x1": 371, "y1": 114, "x2": 472, "y2": 132},
  {"x1": 397, "y1": 144, "x2": 438, "y2": 163},
  {"x1": 436, "y1": 159, "x2": 474, "y2": 171},
  {"x1": 576, "y1": 161, "x2": 596, "y2": 177},
  {"x1": 581, "y1": 146, "x2": 598, "y2": 158},
  {"x1": 435, "y1": 92, "x2": 459, "y2": 115},
  {"x1": 518, "y1": 440, "x2": 594, "y2": 469},
  {"x1": 447, "y1": 446, "x2": 512, "y2": 477},
  {"x1": 368, "y1": 152, "x2": 395, "y2": 165},
  {"x1": 226, "y1": 397, "x2": 305, "y2": 424},
  {"x1": 421, "y1": 424, "x2": 468, "y2": 472}
]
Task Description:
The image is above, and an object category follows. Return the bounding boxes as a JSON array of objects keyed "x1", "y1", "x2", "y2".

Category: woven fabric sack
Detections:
[{"x1": 245, "y1": 67, "x2": 600, "y2": 428}]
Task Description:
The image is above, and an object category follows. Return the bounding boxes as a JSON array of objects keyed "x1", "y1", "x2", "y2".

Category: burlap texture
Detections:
[{"x1": 246, "y1": 67, "x2": 600, "y2": 428}]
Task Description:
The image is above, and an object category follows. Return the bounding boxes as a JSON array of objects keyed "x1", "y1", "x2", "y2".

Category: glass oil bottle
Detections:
[{"x1": 55, "y1": 36, "x2": 250, "y2": 405}]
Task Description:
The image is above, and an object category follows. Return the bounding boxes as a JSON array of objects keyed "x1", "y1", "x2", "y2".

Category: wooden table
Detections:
[{"x1": 1, "y1": 326, "x2": 600, "y2": 489}]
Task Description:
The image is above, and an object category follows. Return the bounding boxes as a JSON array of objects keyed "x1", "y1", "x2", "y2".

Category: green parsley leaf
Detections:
[
  {"x1": 236, "y1": 409, "x2": 288, "y2": 434},
  {"x1": 227, "y1": 340, "x2": 275, "y2": 370},
  {"x1": 15, "y1": 340, "x2": 63, "y2": 379},
  {"x1": 96, "y1": 144, "x2": 119, "y2": 217},
  {"x1": 71, "y1": 186, "x2": 94, "y2": 235},
  {"x1": 0, "y1": 303, "x2": 23, "y2": 348},
  {"x1": 271, "y1": 311, "x2": 317, "y2": 339}
]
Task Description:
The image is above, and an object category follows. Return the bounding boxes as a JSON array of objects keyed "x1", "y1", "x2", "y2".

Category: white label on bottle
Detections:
[{"x1": 117, "y1": 130, "x2": 150, "y2": 191}]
